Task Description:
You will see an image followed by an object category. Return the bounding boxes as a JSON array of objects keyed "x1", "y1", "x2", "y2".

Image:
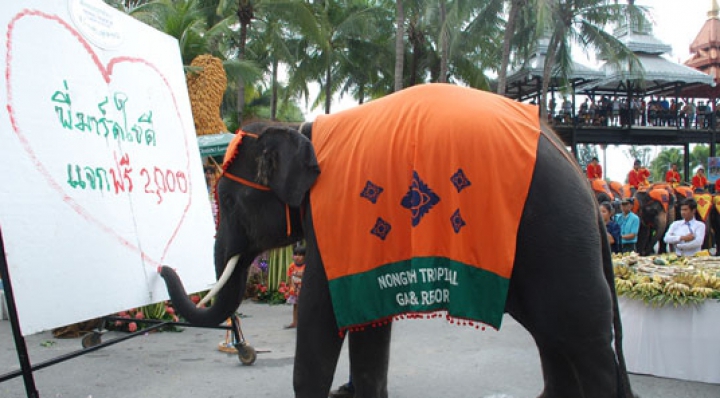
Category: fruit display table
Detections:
[{"x1": 619, "y1": 297, "x2": 720, "y2": 384}]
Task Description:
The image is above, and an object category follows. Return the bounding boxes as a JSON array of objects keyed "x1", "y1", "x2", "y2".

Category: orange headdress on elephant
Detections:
[
  {"x1": 591, "y1": 179, "x2": 614, "y2": 200},
  {"x1": 674, "y1": 186, "x2": 694, "y2": 200},
  {"x1": 648, "y1": 188, "x2": 670, "y2": 212}
]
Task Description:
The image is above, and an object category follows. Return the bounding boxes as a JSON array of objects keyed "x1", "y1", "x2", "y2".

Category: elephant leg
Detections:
[
  {"x1": 506, "y1": 136, "x2": 622, "y2": 398},
  {"x1": 293, "y1": 210, "x2": 345, "y2": 398},
  {"x1": 533, "y1": 338, "x2": 619, "y2": 398},
  {"x1": 348, "y1": 323, "x2": 392, "y2": 398}
]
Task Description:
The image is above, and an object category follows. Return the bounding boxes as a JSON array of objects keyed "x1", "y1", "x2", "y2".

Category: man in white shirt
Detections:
[{"x1": 664, "y1": 198, "x2": 706, "y2": 256}]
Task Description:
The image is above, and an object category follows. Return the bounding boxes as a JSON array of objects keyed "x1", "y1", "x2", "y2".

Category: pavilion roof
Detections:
[
  {"x1": 578, "y1": 15, "x2": 714, "y2": 97},
  {"x1": 503, "y1": 37, "x2": 605, "y2": 101}
]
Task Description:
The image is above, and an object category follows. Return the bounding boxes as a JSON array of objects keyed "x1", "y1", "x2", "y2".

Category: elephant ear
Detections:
[{"x1": 257, "y1": 126, "x2": 320, "y2": 207}]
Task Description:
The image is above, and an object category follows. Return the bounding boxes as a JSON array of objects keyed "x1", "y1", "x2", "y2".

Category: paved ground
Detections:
[{"x1": 1, "y1": 300, "x2": 719, "y2": 398}]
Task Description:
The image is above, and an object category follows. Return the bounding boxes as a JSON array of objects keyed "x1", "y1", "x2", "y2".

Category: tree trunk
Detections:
[
  {"x1": 394, "y1": 0, "x2": 405, "y2": 92},
  {"x1": 497, "y1": 0, "x2": 521, "y2": 95},
  {"x1": 540, "y1": 30, "x2": 559, "y2": 122},
  {"x1": 438, "y1": 1, "x2": 448, "y2": 83},
  {"x1": 237, "y1": 21, "x2": 248, "y2": 126},
  {"x1": 324, "y1": 57, "x2": 332, "y2": 114},
  {"x1": 271, "y1": 59, "x2": 278, "y2": 121}
]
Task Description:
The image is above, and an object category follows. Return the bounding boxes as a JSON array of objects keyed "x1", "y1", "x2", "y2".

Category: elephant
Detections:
[
  {"x1": 633, "y1": 188, "x2": 670, "y2": 256},
  {"x1": 692, "y1": 192, "x2": 716, "y2": 252},
  {"x1": 160, "y1": 84, "x2": 634, "y2": 398}
]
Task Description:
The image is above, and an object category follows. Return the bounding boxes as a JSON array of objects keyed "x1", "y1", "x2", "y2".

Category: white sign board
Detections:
[{"x1": 0, "y1": 0, "x2": 217, "y2": 335}]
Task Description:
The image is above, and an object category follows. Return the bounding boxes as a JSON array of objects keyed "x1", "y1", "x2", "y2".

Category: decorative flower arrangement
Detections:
[
  {"x1": 613, "y1": 252, "x2": 720, "y2": 307},
  {"x1": 252, "y1": 281, "x2": 287, "y2": 305},
  {"x1": 109, "y1": 292, "x2": 207, "y2": 333}
]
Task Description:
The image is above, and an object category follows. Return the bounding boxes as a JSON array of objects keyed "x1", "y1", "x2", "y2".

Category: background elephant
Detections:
[
  {"x1": 693, "y1": 193, "x2": 716, "y2": 252},
  {"x1": 160, "y1": 85, "x2": 633, "y2": 398},
  {"x1": 634, "y1": 188, "x2": 669, "y2": 256}
]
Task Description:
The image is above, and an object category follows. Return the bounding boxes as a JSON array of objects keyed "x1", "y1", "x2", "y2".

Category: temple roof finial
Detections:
[{"x1": 710, "y1": 0, "x2": 719, "y2": 19}]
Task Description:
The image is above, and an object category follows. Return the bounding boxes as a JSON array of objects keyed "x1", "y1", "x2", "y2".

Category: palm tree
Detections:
[
  {"x1": 650, "y1": 147, "x2": 683, "y2": 183},
  {"x1": 395, "y1": 0, "x2": 405, "y2": 91},
  {"x1": 535, "y1": 0, "x2": 647, "y2": 120},
  {"x1": 497, "y1": 0, "x2": 525, "y2": 95},
  {"x1": 285, "y1": 0, "x2": 386, "y2": 114}
]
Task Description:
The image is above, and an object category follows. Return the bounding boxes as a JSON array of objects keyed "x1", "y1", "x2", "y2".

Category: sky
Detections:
[{"x1": 302, "y1": 1, "x2": 715, "y2": 182}]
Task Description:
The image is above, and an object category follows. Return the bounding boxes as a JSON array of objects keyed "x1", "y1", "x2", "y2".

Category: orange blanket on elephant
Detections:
[{"x1": 311, "y1": 84, "x2": 540, "y2": 333}]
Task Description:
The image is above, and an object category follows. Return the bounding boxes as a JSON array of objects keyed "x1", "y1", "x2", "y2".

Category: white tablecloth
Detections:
[{"x1": 619, "y1": 297, "x2": 720, "y2": 384}]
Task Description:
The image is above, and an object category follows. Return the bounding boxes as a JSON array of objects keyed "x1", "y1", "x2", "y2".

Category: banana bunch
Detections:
[
  {"x1": 691, "y1": 286, "x2": 715, "y2": 298},
  {"x1": 615, "y1": 278, "x2": 635, "y2": 295},
  {"x1": 614, "y1": 264, "x2": 633, "y2": 280},
  {"x1": 664, "y1": 282, "x2": 690, "y2": 297},
  {"x1": 699, "y1": 271, "x2": 720, "y2": 289},
  {"x1": 632, "y1": 281, "x2": 664, "y2": 297}
]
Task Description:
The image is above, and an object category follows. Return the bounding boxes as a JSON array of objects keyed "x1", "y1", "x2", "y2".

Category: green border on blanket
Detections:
[{"x1": 328, "y1": 257, "x2": 510, "y2": 330}]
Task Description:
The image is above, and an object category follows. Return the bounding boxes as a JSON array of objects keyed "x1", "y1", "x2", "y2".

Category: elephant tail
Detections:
[{"x1": 598, "y1": 213, "x2": 635, "y2": 398}]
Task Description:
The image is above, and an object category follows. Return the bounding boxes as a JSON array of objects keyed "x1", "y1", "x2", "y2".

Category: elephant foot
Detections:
[{"x1": 329, "y1": 382, "x2": 355, "y2": 398}]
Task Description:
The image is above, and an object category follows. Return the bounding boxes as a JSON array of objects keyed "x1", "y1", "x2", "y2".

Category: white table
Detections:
[{"x1": 619, "y1": 297, "x2": 720, "y2": 384}]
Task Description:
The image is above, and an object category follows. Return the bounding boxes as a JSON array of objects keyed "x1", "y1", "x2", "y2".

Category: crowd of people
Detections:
[
  {"x1": 589, "y1": 158, "x2": 709, "y2": 257},
  {"x1": 546, "y1": 95, "x2": 718, "y2": 129}
]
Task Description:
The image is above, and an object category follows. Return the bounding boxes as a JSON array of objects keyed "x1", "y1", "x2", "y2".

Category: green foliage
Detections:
[
  {"x1": 649, "y1": 147, "x2": 683, "y2": 183},
  {"x1": 623, "y1": 145, "x2": 652, "y2": 168},
  {"x1": 691, "y1": 145, "x2": 710, "y2": 171}
]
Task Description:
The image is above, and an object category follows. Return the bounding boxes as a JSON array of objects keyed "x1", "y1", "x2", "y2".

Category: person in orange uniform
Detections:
[
  {"x1": 692, "y1": 167, "x2": 708, "y2": 193},
  {"x1": 665, "y1": 163, "x2": 681, "y2": 187},
  {"x1": 628, "y1": 160, "x2": 650, "y2": 189},
  {"x1": 586, "y1": 157, "x2": 603, "y2": 179}
]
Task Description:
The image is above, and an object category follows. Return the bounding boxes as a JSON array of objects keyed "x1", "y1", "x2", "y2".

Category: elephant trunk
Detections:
[{"x1": 159, "y1": 256, "x2": 250, "y2": 327}]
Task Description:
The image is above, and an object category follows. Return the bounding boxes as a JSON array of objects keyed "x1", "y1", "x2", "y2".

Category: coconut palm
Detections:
[
  {"x1": 281, "y1": 0, "x2": 387, "y2": 114},
  {"x1": 496, "y1": 0, "x2": 526, "y2": 95},
  {"x1": 534, "y1": 0, "x2": 648, "y2": 120}
]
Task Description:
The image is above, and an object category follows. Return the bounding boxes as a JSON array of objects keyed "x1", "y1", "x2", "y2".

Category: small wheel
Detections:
[
  {"x1": 236, "y1": 343, "x2": 257, "y2": 365},
  {"x1": 82, "y1": 332, "x2": 102, "y2": 348}
]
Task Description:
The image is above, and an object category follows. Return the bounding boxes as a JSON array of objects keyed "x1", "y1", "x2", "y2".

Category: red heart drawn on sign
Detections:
[{"x1": 5, "y1": 10, "x2": 195, "y2": 267}]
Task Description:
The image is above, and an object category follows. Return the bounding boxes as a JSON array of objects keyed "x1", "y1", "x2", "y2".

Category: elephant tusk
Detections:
[{"x1": 197, "y1": 254, "x2": 240, "y2": 307}]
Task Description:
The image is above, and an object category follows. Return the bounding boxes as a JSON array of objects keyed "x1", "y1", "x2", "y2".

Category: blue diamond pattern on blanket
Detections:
[
  {"x1": 451, "y1": 209, "x2": 466, "y2": 233},
  {"x1": 360, "y1": 180, "x2": 384, "y2": 204},
  {"x1": 451, "y1": 169, "x2": 471, "y2": 193},
  {"x1": 370, "y1": 217, "x2": 392, "y2": 240},
  {"x1": 401, "y1": 171, "x2": 440, "y2": 227}
]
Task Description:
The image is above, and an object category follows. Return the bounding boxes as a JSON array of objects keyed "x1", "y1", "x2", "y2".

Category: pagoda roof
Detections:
[
  {"x1": 689, "y1": 0, "x2": 720, "y2": 53},
  {"x1": 578, "y1": 12, "x2": 715, "y2": 96}
]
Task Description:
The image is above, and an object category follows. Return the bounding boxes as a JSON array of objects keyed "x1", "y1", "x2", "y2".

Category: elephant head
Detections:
[{"x1": 160, "y1": 123, "x2": 319, "y2": 326}]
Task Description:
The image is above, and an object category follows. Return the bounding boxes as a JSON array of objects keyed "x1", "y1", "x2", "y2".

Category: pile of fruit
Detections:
[{"x1": 613, "y1": 252, "x2": 720, "y2": 307}]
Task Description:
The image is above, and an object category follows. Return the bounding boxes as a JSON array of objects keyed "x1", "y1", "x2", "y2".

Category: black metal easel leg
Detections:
[{"x1": 0, "y1": 228, "x2": 40, "y2": 398}]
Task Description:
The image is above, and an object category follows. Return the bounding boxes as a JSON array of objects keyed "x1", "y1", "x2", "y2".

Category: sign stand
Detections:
[
  {"x1": 0, "y1": 228, "x2": 39, "y2": 398},
  {"x1": 1, "y1": 225, "x2": 255, "y2": 397}
]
